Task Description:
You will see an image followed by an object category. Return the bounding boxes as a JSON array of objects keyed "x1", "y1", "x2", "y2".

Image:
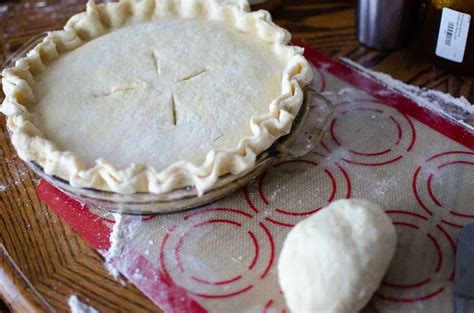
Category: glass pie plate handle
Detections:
[{"x1": 4, "y1": 34, "x2": 333, "y2": 214}]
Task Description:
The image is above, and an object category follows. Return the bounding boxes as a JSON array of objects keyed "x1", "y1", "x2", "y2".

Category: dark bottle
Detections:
[{"x1": 418, "y1": 0, "x2": 474, "y2": 75}]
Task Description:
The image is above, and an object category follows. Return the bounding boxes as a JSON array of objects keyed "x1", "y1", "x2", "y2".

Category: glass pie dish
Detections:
[{"x1": 4, "y1": 33, "x2": 333, "y2": 215}]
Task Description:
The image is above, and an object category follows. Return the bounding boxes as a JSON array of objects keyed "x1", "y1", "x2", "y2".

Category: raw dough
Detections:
[
  {"x1": 2, "y1": 0, "x2": 312, "y2": 195},
  {"x1": 278, "y1": 199, "x2": 397, "y2": 313},
  {"x1": 33, "y1": 19, "x2": 284, "y2": 170}
]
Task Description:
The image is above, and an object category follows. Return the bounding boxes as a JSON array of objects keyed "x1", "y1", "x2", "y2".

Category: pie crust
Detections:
[{"x1": 1, "y1": 0, "x2": 312, "y2": 195}]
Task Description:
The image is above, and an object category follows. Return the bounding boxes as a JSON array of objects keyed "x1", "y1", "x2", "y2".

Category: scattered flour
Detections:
[
  {"x1": 103, "y1": 262, "x2": 120, "y2": 280},
  {"x1": 103, "y1": 213, "x2": 142, "y2": 282},
  {"x1": 68, "y1": 295, "x2": 98, "y2": 313},
  {"x1": 132, "y1": 268, "x2": 144, "y2": 281},
  {"x1": 340, "y1": 57, "x2": 474, "y2": 130},
  {"x1": 374, "y1": 178, "x2": 398, "y2": 196},
  {"x1": 232, "y1": 255, "x2": 244, "y2": 263},
  {"x1": 0, "y1": 163, "x2": 29, "y2": 192},
  {"x1": 103, "y1": 213, "x2": 124, "y2": 280},
  {"x1": 336, "y1": 87, "x2": 360, "y2": 97},
  {"x1": 105, "y1": 213, "x2": 124, "y2": 261}
]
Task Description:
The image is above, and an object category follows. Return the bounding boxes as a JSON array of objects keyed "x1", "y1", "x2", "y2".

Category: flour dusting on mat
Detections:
[
  {"x1": 103, "y1": 213, "x2": 125, "y2": 281},
  {"x1": 103, "y1": 213, "x2": 142, "y2": 282},
  {"x1": 340, "y1": 57, "x2": 474, "y2": 129},
  {"x1": 106, "y1": 213, "x2": 124, "y2": 261},
  {"x1": 68, "y1": 295, "x2": 98, "y2": 313}
]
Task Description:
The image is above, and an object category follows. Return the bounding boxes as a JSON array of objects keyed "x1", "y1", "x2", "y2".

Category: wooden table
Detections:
[{"x1": 0, "y1": 1, "x2": 472, "y2": 312}]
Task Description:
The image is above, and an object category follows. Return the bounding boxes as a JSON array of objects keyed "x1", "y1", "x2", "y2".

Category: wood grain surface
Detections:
[{"x1": 0, "y1": 1, "x2": 472, "y2": 312}]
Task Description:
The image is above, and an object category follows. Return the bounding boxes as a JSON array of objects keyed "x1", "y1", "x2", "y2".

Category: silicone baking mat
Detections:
[{"x1": 36, "y1": 43, "x2": 473, "y2": 313}]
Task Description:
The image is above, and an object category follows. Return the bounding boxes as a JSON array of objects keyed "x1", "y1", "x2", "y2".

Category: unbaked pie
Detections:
[{"x1": 1, "y1": 0, "x2": 312, "y2": 195}]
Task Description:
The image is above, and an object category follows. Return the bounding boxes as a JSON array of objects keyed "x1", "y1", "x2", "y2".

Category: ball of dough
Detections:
[{"x1": 278, "y1": 199, "x2": 397, "y2": 313}]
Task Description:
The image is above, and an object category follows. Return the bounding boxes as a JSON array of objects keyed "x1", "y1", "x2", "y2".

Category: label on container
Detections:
[{"x1": 435, "y1": 8, "x2": 471, "y2": 63}]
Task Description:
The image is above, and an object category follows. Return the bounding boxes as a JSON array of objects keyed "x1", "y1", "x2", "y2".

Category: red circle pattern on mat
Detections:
[
  {"x1": 159, "y1": 208, "x2": 275, "y2": 299},
  {"x1": 263, "y1": 299, "x2": 286, "y2": 313},
  {"x1": 412, "y1": 150, "x2": 474, "y2": 224},
  {"x1": 155, "y1": 153, "x2": 353, "y2": 308},
  {"x1": 248, "y1": 159, "x2": 351, "y2": 228},
  {"x1": 374, "y1": 210, "x2": 455, "y2": 304},
  {"x1": 320, "y1": 99, "x2": 416, "y2": 166}
]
